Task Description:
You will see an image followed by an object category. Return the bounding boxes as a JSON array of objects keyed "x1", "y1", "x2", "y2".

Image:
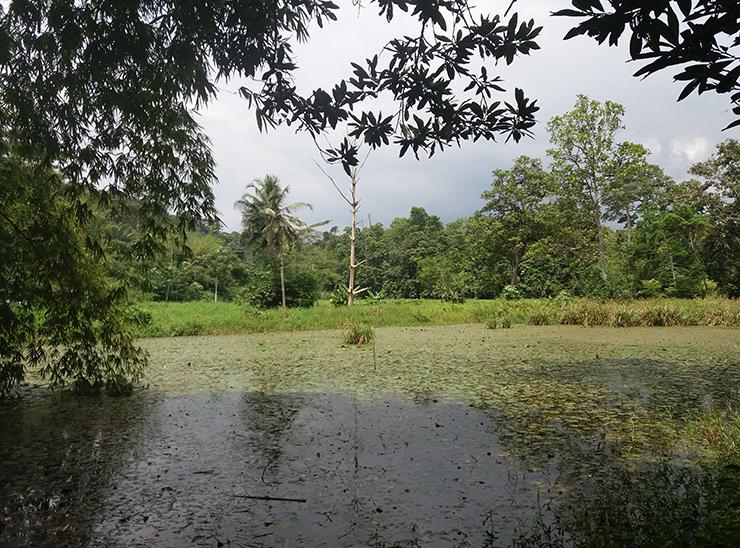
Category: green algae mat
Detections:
[{"x1": 1, "y1": 325, "x2": 738, "y2": 546}]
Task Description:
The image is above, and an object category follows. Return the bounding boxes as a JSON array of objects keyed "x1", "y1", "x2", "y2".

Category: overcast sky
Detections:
[{"x1": 200, "y1": 0, "x2": 737, "y2": 232}]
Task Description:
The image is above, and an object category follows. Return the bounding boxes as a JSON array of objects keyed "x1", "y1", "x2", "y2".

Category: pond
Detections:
[{"x1": 1, "y1": 325, "x2": 738, "y2": 546}]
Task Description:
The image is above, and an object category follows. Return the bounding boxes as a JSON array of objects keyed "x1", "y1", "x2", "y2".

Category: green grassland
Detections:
[{"x1": 134, "y1": 297, "x2": 740, "y2": 338}]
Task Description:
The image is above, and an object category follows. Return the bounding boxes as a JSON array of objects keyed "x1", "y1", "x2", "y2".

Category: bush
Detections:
[
  {"x1": 235, "y1": 268, "x2": 276, "y2": 309},
  {"x1": 329, "y1": 285, "x2": 348, "y2": 306},
  {"x1": 553, "y1": 289, "x2": 575, "y2": 306},
  {"x1": 487, "y1": 313, "x2": 512, "y2": 329},
  {"x1": 638, "y1": 279, "x2": 663, "y2": 298},
  {"x1": 283, "y1": 266, "x2": 322, "y2": 307},
  {"x1": 500, "y1": 285, "x2": 523, "y2": 300},
  {"x1": 124, "y1": 305, "x2": 153, "y2": 327},
  {"x1": 343, "y1": 321, "x2": 375, "y2": 345}
]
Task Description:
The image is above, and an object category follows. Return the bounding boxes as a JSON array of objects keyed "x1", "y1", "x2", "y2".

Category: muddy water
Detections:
[
  {"x1": 1, "y1": 392, "x2": 549, "y2": 546},
  {"x1": 1, "y1": 326, "x2": 738, "y2": 546}
]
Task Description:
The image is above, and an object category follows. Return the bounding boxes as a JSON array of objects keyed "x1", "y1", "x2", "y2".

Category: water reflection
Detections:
[
  {"x1": 1, "y1": 390, "x2": 737, "y2": 546},
  {"x1": 0, "y1": 392, "x2": 156, "y2": 546}
]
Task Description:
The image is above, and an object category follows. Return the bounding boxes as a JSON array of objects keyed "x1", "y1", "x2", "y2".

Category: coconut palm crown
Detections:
[{"x1": 235, "y1": 174, "x2": 312, "y2": 307}]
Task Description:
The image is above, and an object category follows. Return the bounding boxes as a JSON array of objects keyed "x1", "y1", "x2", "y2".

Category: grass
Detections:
[
  {"x1": 342, "y1": 320, "x2": 375, "y2": 345},
  {"x1": 133, "y1": 297, "x2": 740, "y2": 338}
]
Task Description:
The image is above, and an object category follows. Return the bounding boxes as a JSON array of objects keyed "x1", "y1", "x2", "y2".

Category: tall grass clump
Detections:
[
  {"x1": 342, "y1": 321, "x2": 375, "y2": 345},
  {"x1": 486, "y1": 313, "x2": 512, "y2": 329},
  {"x1": 556, "y1": 298, "x2": 739, "y2": 328}
]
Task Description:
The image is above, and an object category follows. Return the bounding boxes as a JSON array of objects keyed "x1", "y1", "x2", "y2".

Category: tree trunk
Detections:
[
  {"x1": 214, "y1": 279, "x2": 218, "y2": 302},
  {"x1": 596, "y1": 222, "x2": 608, "y2": 282},
  {"x1": 347, "y1": 169, "x2": 359, "y2": 306},
  {"x1": 279, "y1": 252, "x2": 286, "y2": 308},
  {"x1": 592, "y1": 191, "x2": 608, "y2": 282},
  {"x1": 510, "y1": 246, "x2": 523, "y2": 285},
  {"x1": 625, "y1": 207, "x2": 633, "y2": 246},
  {"x1": 669, "y1": 253, "x2": 677, "y2": 286}
]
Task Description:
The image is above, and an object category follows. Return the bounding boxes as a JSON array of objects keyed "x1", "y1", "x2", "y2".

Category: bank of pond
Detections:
[{"x1": 133, "y1": 297, "x2": 740, "y2": 338}]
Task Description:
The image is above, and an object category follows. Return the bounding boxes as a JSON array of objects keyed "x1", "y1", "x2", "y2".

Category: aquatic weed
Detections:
[{"x1": 343, "y1": 321, "x2": 375, "y2": 345}]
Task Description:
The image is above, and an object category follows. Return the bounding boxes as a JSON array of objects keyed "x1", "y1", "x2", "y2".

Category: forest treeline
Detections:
[{"x1": 98, "y1": 135, "x2": 739, "y2": 307}]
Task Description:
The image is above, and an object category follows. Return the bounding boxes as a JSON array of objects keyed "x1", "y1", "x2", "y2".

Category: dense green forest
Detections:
[
  {"x1": 98, "y1": 132, "x2": 739, "y2": 307},
  {"x1": 89, "y1": 97, "x2": 738, "y2": 308}
]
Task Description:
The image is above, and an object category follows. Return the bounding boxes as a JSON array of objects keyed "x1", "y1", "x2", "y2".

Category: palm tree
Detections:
[{"x1": 235, "y1": 175, "x2": 312, "y2": 308}]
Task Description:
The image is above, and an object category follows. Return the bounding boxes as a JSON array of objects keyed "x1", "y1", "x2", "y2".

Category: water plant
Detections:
[{"x1": 343, "y1": 321, "x2": 375, "y2": 345}]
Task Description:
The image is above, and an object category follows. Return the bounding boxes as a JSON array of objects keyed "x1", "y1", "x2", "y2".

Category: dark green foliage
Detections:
[
  {"x1": 87, "y1": 137, "x2": 736, "y2": 307},
  {"x1": 282, "y1": 263, "x2": 322, "y2": 308},
  {"x1": 0, "y1": 155, "x2": 145, "y2": 395},
  {"x1": 554, "y1": 1, "x2": 740, "y2": 130},
  {"x1": 235, "y1": 267, "x2": 277, "y2": 310}
]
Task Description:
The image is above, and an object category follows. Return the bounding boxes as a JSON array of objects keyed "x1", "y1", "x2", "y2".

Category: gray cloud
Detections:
[{"x1": 200, "y1": 1, "x2": 737, "y2": 231}]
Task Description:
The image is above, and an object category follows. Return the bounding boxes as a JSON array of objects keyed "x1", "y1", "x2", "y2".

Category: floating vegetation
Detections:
[{"x1": 3, "y1": 325, "x2": 738, "y2": 545}]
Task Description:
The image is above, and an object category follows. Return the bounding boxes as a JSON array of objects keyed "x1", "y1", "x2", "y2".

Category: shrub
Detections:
[
  {"x1": 329, "y1": 285, "x2": 348, "y2": 307},
  {"x1": 364, "y1": 288, "x2": 387, "y2": 305},
  {"x1": 500, "y1": 284, "x2": 522, "y2": 300},
  {"x1": 638, "y1": 279, "x2": 663, "y2": 298},
  {"x1": 124, "y1": 305, "x2": 152, "y2": 327},
  {"x1": 283, "y1": 266, "x2": 321, "y2": 308},
  {"x1": 553, "y1": 289, "x2": 575, "y2": 306},
  {"x1": 235, "y1": 269, "x2": 276, "y2": 309},
  {"x1": 487, "y1": 313, "x2": 512, "y2": 329},
  {"x1": 343, "y1": 321, "x2": 375, "y2": 345},
  {"x1": 527, "y1": 310, "x2": 555, "y2": 325}
]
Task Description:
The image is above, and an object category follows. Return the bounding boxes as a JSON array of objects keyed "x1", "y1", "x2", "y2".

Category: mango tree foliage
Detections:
[
  {"x1": 633, "y1": 189, "x2": 712, "y2": 297},
  {"x1": 603, "y1": 142, "x2": 673, "y2": 244},
  {"x1": 480, "y1": 156, "x2": 555, "y2": 285},
  {"x1": 688, "y1": 139, "x2": 739, "y2": 296}
]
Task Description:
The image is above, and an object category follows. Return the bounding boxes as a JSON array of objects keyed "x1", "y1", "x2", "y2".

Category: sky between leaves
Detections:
[{"x1": 200, "y1": 0, "x2": 737, "y2": 232}]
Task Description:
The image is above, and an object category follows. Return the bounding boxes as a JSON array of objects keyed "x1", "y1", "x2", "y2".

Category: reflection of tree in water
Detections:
[
  {"x1": 502, "y1": 458, "x2": 740, "y2": 546},
  {"x1": 0, "y1": 392, "x2": 155, "y2": 546},
  {"x1": 466, "y1": 356, "x2": 740, "y2": 545},
  {"x1": 237, "y1": 353, "x2": 313, "y2": 477},
  {"x1": 239, "y1": 392, "x2": 305, "y2": 477}
]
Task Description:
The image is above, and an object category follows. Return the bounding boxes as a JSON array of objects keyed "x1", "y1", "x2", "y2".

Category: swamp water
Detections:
[{"x1": 1, "y1": 325, "x2": 738, "y2": 546}]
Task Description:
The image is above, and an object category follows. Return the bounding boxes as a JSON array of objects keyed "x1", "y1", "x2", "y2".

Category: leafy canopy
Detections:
[{"x1": 554, "y1": 0, "x2": 740, "y2": 129}]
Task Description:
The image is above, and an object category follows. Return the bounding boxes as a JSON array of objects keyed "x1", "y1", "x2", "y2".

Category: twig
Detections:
[
  {"x1": 504, "y1": 0, "x2": 518, "y2": 17},
  {"x1": 313, "y1": 159, "x2": 352, "y2": 205},
  {"x1": 372, "y1": 338, "x2": 377, "y2": 371},
  {"x1": 232, "y1": 494, "x2": 307, "y2": 503}
]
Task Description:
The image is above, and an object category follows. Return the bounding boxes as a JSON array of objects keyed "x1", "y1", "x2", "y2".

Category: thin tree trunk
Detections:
[
  {"x1": 279, "y1": 252, "x2": 286, "y2": 308},
  {"x1": 625, "y1": 207, "x2": 633, "y2": 246},
  {"x1": 511, "y1": 246, "x2": 523, "y2": 285},
  {"x1": 214, "y1": 279, "x2": 218, "y2": 302},
  {"x1": 592, "y1": 189, "x2": 608, "y2": 282},
  {"x1": 669, "y1": 253, "x2": 677, "y2": 285},
  {"x1": 347, "y1": 169, "x2": 359, "y2": 306},
  {"x1": 597, "y1": 223, "x2": 608, "y2": 282}
]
